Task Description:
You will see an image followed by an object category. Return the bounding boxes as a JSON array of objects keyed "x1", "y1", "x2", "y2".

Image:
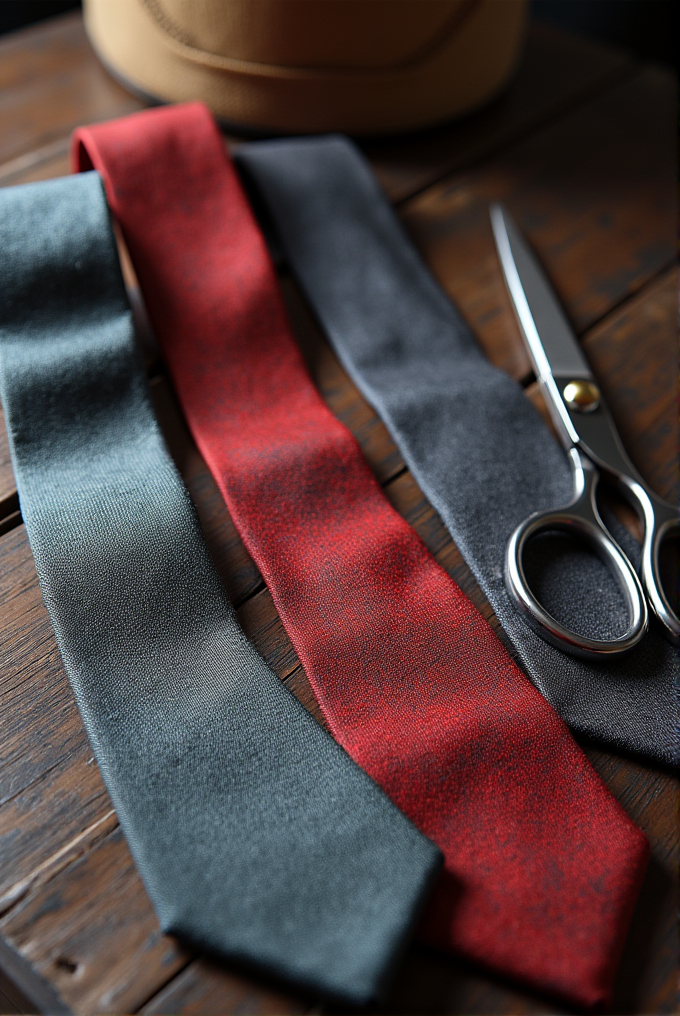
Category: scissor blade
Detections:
[{"x1": 490, "y1": 204, "x2": 592, "y2": 382}]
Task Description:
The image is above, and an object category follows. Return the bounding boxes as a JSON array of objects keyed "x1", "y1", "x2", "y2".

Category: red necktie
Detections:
[{"x1": 73, "y1": 103, "x2": 648, "y2": 1009}]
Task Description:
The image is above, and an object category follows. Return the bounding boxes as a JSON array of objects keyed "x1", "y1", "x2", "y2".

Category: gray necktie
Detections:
[
  {"x1": 236, "y1": 135, "x2": 678, "y2": 767},
  {"x1": 0, "y1": 170, "x2": 441, "y2": 1004}
]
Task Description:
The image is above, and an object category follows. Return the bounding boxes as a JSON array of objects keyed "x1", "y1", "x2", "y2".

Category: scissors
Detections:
[{"x1": 490, "y1": 203, "x2": 679, "y2": 659}]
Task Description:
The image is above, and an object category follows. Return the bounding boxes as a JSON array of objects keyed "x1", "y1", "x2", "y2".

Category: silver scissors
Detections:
[{"x1": 490, "y1": 203, "x2": 679, "y2": 659}]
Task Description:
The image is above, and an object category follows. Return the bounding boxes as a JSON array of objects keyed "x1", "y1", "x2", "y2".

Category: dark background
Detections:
[{"x1": 0, "y1": 0, "x2": 674, "y2": 68}]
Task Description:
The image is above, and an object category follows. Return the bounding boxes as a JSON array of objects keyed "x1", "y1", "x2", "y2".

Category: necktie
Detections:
[
  {"x1": 73, "y1": 103, "x2": 648, "y2": 1009},
  {"x1": 235, "y1": 134, "x2": 679, "y2": 768},
  {"x1": 0, "y1": 171, "x2": 442, "y2": 1005}
]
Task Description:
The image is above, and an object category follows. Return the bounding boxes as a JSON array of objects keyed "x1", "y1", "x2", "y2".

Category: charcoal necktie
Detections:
[
  {"x1": 235, "y1": 134, "x2": 679, "y2": 768},
  {"x1": 0, "y1": 171, "x2": 443, "y2": 1005},
  {"x1": 73, "y1": 103, "x2": 649, "y2": 1009}
]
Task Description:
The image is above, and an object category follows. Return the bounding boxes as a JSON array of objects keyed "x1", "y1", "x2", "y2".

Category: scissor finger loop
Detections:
[
  {"x1": 491, "y1": 203, "x2": 674, "y2": 655},
  {"x1": 505, "y1": 499, "x2": 649, "y2": 659},
  {"x1": 640, "y1": 498, "x2": 680, "y2": 645}
]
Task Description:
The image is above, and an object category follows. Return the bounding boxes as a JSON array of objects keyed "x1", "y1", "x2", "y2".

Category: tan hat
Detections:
[{"x1": 84, "y1": 0, "x2": 528, "y2": 136}]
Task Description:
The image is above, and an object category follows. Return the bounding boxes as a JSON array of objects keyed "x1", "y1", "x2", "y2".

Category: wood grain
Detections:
[
  {"x1": 0, "y1": 149, "x2": 71, "y2": 191},
  {"x1": 582, "y1": 268, "x2": 678, "y2": 503},
  {"x1": 399, "y1": 67, "x2": 676, "y2": 380},
  {"x1": 0, "y1": 827, "x2": 190, "y2": 1015},
  {"x1": 0, "y1": 528, "x2": 97, "y2": 822},
  {"x1": 0, "y1": 13, "x2": 143, "y2": 169},
  {"x1": 375, "y1": 948, "x2": 569, "y2": 1016},
  {"x1": 141, "y1": 960, "x2": 310, "y2": 1016},
  {"x1": 366, "y1": 21, "x2": 632, "y2": 203}
]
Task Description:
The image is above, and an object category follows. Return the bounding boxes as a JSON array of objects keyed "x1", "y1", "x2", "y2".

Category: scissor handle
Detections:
[
  {"x1": 505, "y1": 451, "x2": 649, "y2": 659},
  {"x1": 639, "y1": 493, "x2": 680, "y2": 646}
]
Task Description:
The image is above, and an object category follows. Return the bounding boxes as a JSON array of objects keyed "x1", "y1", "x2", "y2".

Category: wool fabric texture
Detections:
[
  {"x1": 73, "y1": 104, "x2": 650, "y2": 1009},
  {"x1": 83, "y1": 0, "x2": 527, "y2": 135},
  {"x1": 0, "y1": 170, "x2": 444, "y2": 1005},
  {"x1": 235, "y1": 133, "x2": 680, "y2": 769}
]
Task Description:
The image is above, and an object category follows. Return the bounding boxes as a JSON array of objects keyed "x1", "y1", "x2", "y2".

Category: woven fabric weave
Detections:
[
  {"x1": 236, "y1": 133, "x2": 680, "y2": 768},
  {"x1": 74, "y1": 104, "x2": 649, "y2": 1009},
  {"x1": 0, "y1": 170, "x2": 442, "y2": 1005}
]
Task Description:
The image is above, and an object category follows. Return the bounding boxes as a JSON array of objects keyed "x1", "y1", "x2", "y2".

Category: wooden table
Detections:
[{"x1": 0, "y1": 12, "x2": 677, "y2": 1015}]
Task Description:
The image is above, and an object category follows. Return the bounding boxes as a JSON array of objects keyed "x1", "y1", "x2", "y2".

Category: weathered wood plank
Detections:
[
  {"x1": 581, "y1": 269, "x2": 678, "y2": 503},
  {"x1": 0, "y1": 508, "x2": 21, "y2": 537},
  {"x1": 0, "y1": 827, "x2": 190, "y2": 1015},
  {"x1": 141, "y1": 959, "x2": 310, "y2": 1016},
  {"x1": 0, "y1": 13, "x2": 144, "y2": 169},
  {"x1": 0, "y1": 148, "x2": 70, "y2": 191},
  {"x1": 0, "y1": 528, "x2": 95, "y2": 817},
  {"x1": 400, "y1": 67, "x2": 675, "y2": 380},
  {"x1": 0, "y1": 961, "x2": 32, "y2": 1016},
  {"x1": 0, "y1": 810, "x2": 118, "y2": 921},
  {"x1": 0, "y1": 15, "x2": 631, "y2": 206},
  {"x1": 366, "y1": 22, "x2": 632, "y2": 204}
]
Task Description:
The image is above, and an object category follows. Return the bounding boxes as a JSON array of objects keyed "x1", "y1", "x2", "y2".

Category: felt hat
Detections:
[{"x1": 84, "y1": 0, "x2": 528, "y2": 136}]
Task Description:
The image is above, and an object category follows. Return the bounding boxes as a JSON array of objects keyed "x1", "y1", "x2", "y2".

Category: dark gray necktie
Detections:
[
  {"x1": 0, "y1": 170, "x2": 441, "y2": 1004},
  {"x1": 236, "y1": 135, "x2": 679, "y2": 767}
]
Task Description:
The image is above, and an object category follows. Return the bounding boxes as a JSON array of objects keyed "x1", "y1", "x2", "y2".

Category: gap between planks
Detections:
[
  {"x1": 0, "y1": 810, "x2": 118, "y2": 920},
  {"x1": 565, "y1": 259, "x2": 677, "y2": 346},
  {"x1": 389, "y1": 58, "x2": 639, "y2": 209},
  {"x1": 0, "y1": 139, "x2": 71, "y2": 190}
]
